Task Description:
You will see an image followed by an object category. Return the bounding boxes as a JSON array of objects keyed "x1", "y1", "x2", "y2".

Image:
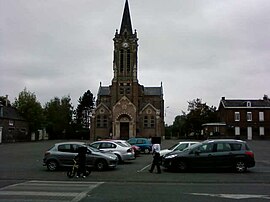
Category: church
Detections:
[{"x1": 90, "y1": 0, "x2": 165, "y2": 140}]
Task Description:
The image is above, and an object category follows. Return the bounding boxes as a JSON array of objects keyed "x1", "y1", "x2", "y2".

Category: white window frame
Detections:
[
  {"x1": 259, "y1": 112, "x2": 264, "y2": 122},
  {"x1": 259, "y1": 127, "x2": 265, "y2": 136},
  {"x1": 247, "y1": 112, "x2": 252, "y2": 121},
  {"x1": 235, "y1": 127, "x2": 240, "y2": 136},
  {"x1": 235, "y1": 112, "x2": 240, "y2": 121}
]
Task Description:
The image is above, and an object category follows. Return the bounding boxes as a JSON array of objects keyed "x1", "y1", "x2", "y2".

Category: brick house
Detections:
[
  {"x1": 216, "y1": 95, "x2": 270, "y2": 140},
  {"x1": 0, "y1": 103, "x2": 29, "y2": 143},
  {"x1": 90, "y1": 0, "x2": 165, "y2": 140}
]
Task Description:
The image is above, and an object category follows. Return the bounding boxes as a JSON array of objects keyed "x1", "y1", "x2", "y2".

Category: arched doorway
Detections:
[{"x1": 119, "y1": 115, "x2": 131, "y2": 140}]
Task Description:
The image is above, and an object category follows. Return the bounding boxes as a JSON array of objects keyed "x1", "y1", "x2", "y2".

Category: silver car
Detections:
[
  {"x1": 89, "y1": 140, "x2": 135, "y2": 162},
  {"x1": 159, "y1": 141, "x2": 199, "y2": 156},
  {"x1": 43, "y1": 142, "x2": 118, "y2": 171}
]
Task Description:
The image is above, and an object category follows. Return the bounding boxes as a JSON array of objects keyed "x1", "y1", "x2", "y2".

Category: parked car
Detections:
[
  {"x1": 43, "y1": 142, "x2": 118, "y2": 171},
  {"x1": 107, "y1": 139, "x2": 141, "y2": 157},
  {"x1": 89, "y1": 140, "x2": 135, "y2": 162},
  {"x1": 159, "y1": 141, "x2": 199, "y2": 156},
  {"x1": 127, "y1": 137, "x2": 152, "y2": 153},
  {"x1": 162, "y1": 139, "x2": 255, "y2": 173}
]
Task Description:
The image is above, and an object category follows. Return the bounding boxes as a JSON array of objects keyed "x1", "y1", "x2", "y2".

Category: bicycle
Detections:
[{"x1": 67, "y1": 159, "x2": 91, "y2": 178}]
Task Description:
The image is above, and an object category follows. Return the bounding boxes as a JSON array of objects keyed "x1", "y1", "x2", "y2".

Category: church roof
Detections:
[
  {"x1": 98, "y1": 86, "x2": 110, "y2": 96},
  {"x1": 144, "y1": 87, "x2": 163, "y2": 96},
  {"x1": 120, "y1": 0, "x2": 133, "y2": 35}
]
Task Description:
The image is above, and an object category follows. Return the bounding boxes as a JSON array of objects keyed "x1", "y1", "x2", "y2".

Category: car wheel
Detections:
[
  {"x1": 235, "y1": 160, "x2": 247, "y2": 173},
  {"x1": 144, "y1": 148, "x2": 150, "y2": 154},
  {"x1": 116, "y1": 154, "x2": 122, "y2": 163},
  {"x1": 177, "y1": 160, "x2": 187, "y2": 172},
  {"x1": 47, "y1": 160, "x2": 58, "y2": 171},
  {"x1": 95, "y1": 159, "x2": 107, "y2": 171}
]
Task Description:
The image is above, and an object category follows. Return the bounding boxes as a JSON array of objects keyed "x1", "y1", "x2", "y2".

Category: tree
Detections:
[
  {"x1": 13, "y1": 88, "x2": 44, "y2": 133},
  {"x1": 171, "y1": 98, "x2": 218, "y2": 139},
  {"x1": 44, "y1": 96, "x2": 73, "y2": 139},
  {"x1": 186, "y1": 98, "x2": 218, "y2": 137},
  {"x1": 75, "y1": 90, "x2": 95, "y2": 139}
]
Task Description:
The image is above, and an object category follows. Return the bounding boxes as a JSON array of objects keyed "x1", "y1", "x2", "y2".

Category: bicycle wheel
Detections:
[{"x1": 67, "y1": 169, "x2": 75, "y2": 178}]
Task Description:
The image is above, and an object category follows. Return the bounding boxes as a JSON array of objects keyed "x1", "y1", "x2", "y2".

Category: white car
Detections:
[
  {"x1": 159, "y1": 141, "x2": 199, "y2": 156},
  {"x1": 89, "y1": 140, "x2": 135, "y2": 162}
]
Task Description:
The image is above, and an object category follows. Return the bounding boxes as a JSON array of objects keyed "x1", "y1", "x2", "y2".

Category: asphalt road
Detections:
[{"x1": 0, "y1": 139, "x2": 270, "y2": 201}]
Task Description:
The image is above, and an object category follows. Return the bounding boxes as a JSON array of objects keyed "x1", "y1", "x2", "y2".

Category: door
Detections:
[
  {"x1": 189, "y1": 143, "x2": 215, "y2": 169},
  {"x1": 247, "y1": 127, "x2": 252, "y2": 140},
  {"x1": 214, "y1": 143, "x2": 234, "y2": 168},
  {"x1": 120, "y1": 122, "x2": 129, "y2": 139}
]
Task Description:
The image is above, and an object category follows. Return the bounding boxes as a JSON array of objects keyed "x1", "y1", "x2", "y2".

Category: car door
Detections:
[
  {"x1": 57, "y1": 144, "x2": 75, "y2": 166},
  {"x1": 188, "y1": 143, "x2": 215, "y2": 169},
  {"x1": 214, "y1": 143, "x2": 234, "y2": 168}
]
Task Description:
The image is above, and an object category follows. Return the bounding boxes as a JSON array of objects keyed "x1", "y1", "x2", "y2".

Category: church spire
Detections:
[{"x1": 120, "y1": 0, "x2": 133, "y2": 35}]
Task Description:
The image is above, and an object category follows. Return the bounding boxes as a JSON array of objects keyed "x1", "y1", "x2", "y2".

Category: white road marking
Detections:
[
  {"x1": 0, "y1": 180, "x2": 104, "y2": 202},
  {"x1": 190, "y1": 193, "x2": 270, "y2": 200},
  {"x1": 137, "y1": 164, "x2": 151, "y2": 172}
]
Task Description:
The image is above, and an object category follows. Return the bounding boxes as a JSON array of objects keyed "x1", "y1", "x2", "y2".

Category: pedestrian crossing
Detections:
[{"x1": 0, "y1": 180, "x2": 103, "y2": 202}]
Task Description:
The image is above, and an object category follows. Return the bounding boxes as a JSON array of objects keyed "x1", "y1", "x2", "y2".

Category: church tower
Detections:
[
  {"x1": 91, "y1": 0, "x2": 164, "y2": 141},
  {"x1": 111, "y1": 0, "x2": 139, "y2": 106}
]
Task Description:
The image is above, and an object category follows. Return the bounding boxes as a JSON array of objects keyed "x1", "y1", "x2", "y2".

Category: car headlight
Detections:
[{"x1": 164, "y1": 154, "x2": 177, "y2": 159}]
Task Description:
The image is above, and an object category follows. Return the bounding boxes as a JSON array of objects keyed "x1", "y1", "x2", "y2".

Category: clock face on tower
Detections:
[{"x1": 122, "y1": 42, "x2": 129, "y2": 48}]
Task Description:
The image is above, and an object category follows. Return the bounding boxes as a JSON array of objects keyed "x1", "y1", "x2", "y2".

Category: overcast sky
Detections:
[{"x1": 1, "y1": 0, "x2": 270, "y2": 125}]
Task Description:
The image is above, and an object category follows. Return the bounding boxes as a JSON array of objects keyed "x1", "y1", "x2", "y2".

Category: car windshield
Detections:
[
  {"x1": 168, "y1": 143, "x2": 179, "y2": 150},
  {"x1": 183, "y1": 142, "x2": 201, "y2": 152}
]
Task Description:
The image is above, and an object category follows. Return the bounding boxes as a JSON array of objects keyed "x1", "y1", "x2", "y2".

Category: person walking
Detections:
[{"x1": 149, "y1": 143, "x2": 162, "y2": 174}]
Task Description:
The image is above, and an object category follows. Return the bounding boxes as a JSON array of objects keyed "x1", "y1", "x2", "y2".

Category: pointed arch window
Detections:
[
  {"x1": 127, "y1": 49, "x2": 130, "y2": 72},
  {"x1": 120, "y1": 49, "x2": 124, "y2": 73}
]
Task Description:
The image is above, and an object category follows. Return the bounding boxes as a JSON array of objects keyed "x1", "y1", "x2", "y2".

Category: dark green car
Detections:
[{"x1": 163, "y1": 139, "x2": 255, "y2": 173}]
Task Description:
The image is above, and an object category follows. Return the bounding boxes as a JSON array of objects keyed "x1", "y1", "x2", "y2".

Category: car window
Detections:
[
  {"x1": 128, "y1": 139, "x2": 136, "y2": 144},
  {"x1": 230, "y1": 143, "x2": 242, "y2": 151},
  {"x1": 72, "y1": 144, "x2": 83, "y2": 153},
  {"x1": 216, "y1": 143, "x2": 231, "y2": 152},
  {"x1": 137, "y1": 139, "x2": 144, "y2": 144},
  {"x1": 90, "y1": 143, "x2": 100, "y2": 149},
  {"x1": 100, "y1": 142, "x2": 116, "y2": 149},
  {"x1": 196, "y1": 143, "x2": 214, "y2": 153},
  {"x1": 58, "y1": 144, "x2": 72, "y2": 152},
  {"x1": 174, "y1": 143, "x2": 189, "y2": 151}
]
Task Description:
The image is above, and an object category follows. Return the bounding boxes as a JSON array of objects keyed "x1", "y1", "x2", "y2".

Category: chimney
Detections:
[
  {"x1": 222, "y1": 96, "x2": 225, "y2": 101},
  {"x1": 263, "y1": 94, "x2": 269, "y2": 101}
]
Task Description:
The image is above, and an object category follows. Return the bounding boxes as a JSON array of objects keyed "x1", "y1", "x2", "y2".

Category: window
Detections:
[
  {"x1": 120, "y1": 50, "x2": 124, "y2": 72},
  {"x1": 259, "y1": 112, "x2": 264, "y2": 121},
  {"x1": 127, "y1": 49, "x2": 130, "y2": 72},
  {"x1": 230, "y1": 143, "x2": 242, "y2": 151},
  {"x1": 150, "y1": 116, "x2": 155, "y2": 128},
  {"x1": 259, "y1": 127, "x2": 265, "y2": 136},
  {"x1": 143, "y1": 115, "x2": 155, "y2": 128},
  {"x1": 247, "y1": 101, "x2": 251, "y2": 107},
  {"x1": 96, "y1": 115, "x2": 108, "y2": 128},
  {"x1": 58, "y1": 144, "x2": 72, "y2": 152},
  {"x1": 216, "y1": 143, "x2": 231, "y2": 152},
  {"x1": 235, "y1": 127, "x2": 240, "y2": 136},
  {"x1": 247, "y1": 112, "x2": 252, "y2": 121},
  {"x1": 235, "y1": 112, "x2": 240, "y2": 121}
]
